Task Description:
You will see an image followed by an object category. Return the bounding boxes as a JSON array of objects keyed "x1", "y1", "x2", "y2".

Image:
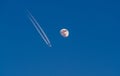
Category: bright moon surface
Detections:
[{"x1": 60, "y1": 28, "x2": 69, "y2": 37}]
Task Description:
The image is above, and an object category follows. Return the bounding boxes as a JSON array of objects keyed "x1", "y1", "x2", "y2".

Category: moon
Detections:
[{"x1": 60, "y1": 28, "x2": 69, "y2": 37}]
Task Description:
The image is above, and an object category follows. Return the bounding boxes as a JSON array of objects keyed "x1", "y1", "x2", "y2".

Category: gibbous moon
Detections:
[{"x1": 60, "y1": 28, "x2": 69, "y2": 37}]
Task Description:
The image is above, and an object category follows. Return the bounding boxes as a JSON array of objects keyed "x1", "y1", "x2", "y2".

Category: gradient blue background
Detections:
[{"x1": 0, "y1": 0, "x2": 120, "y2": 76}]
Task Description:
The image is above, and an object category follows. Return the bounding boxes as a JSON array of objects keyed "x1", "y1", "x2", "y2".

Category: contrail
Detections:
[{"x1": 27, "y1": 10, "x2": 52, "y2": 47}]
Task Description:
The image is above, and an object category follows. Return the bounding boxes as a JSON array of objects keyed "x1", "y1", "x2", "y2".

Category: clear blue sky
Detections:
[{"x1": 0, "y1": 0, "x2": 120, "y2": 76}]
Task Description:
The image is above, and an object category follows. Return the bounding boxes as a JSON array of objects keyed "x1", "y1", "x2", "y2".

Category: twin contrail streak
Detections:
[{"x1": 27, "y1": 10, "x2": 52, "y2": 47}]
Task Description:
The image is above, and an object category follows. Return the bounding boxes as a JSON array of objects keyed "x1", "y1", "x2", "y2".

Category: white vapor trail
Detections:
[{"x1": 27, "y1": 10, "x2": 52, "y2": 47}]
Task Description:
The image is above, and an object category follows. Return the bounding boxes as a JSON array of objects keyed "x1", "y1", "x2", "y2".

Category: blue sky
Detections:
[{"x1": 0, "y1": 0, "x2": 120, "y2": 76}]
